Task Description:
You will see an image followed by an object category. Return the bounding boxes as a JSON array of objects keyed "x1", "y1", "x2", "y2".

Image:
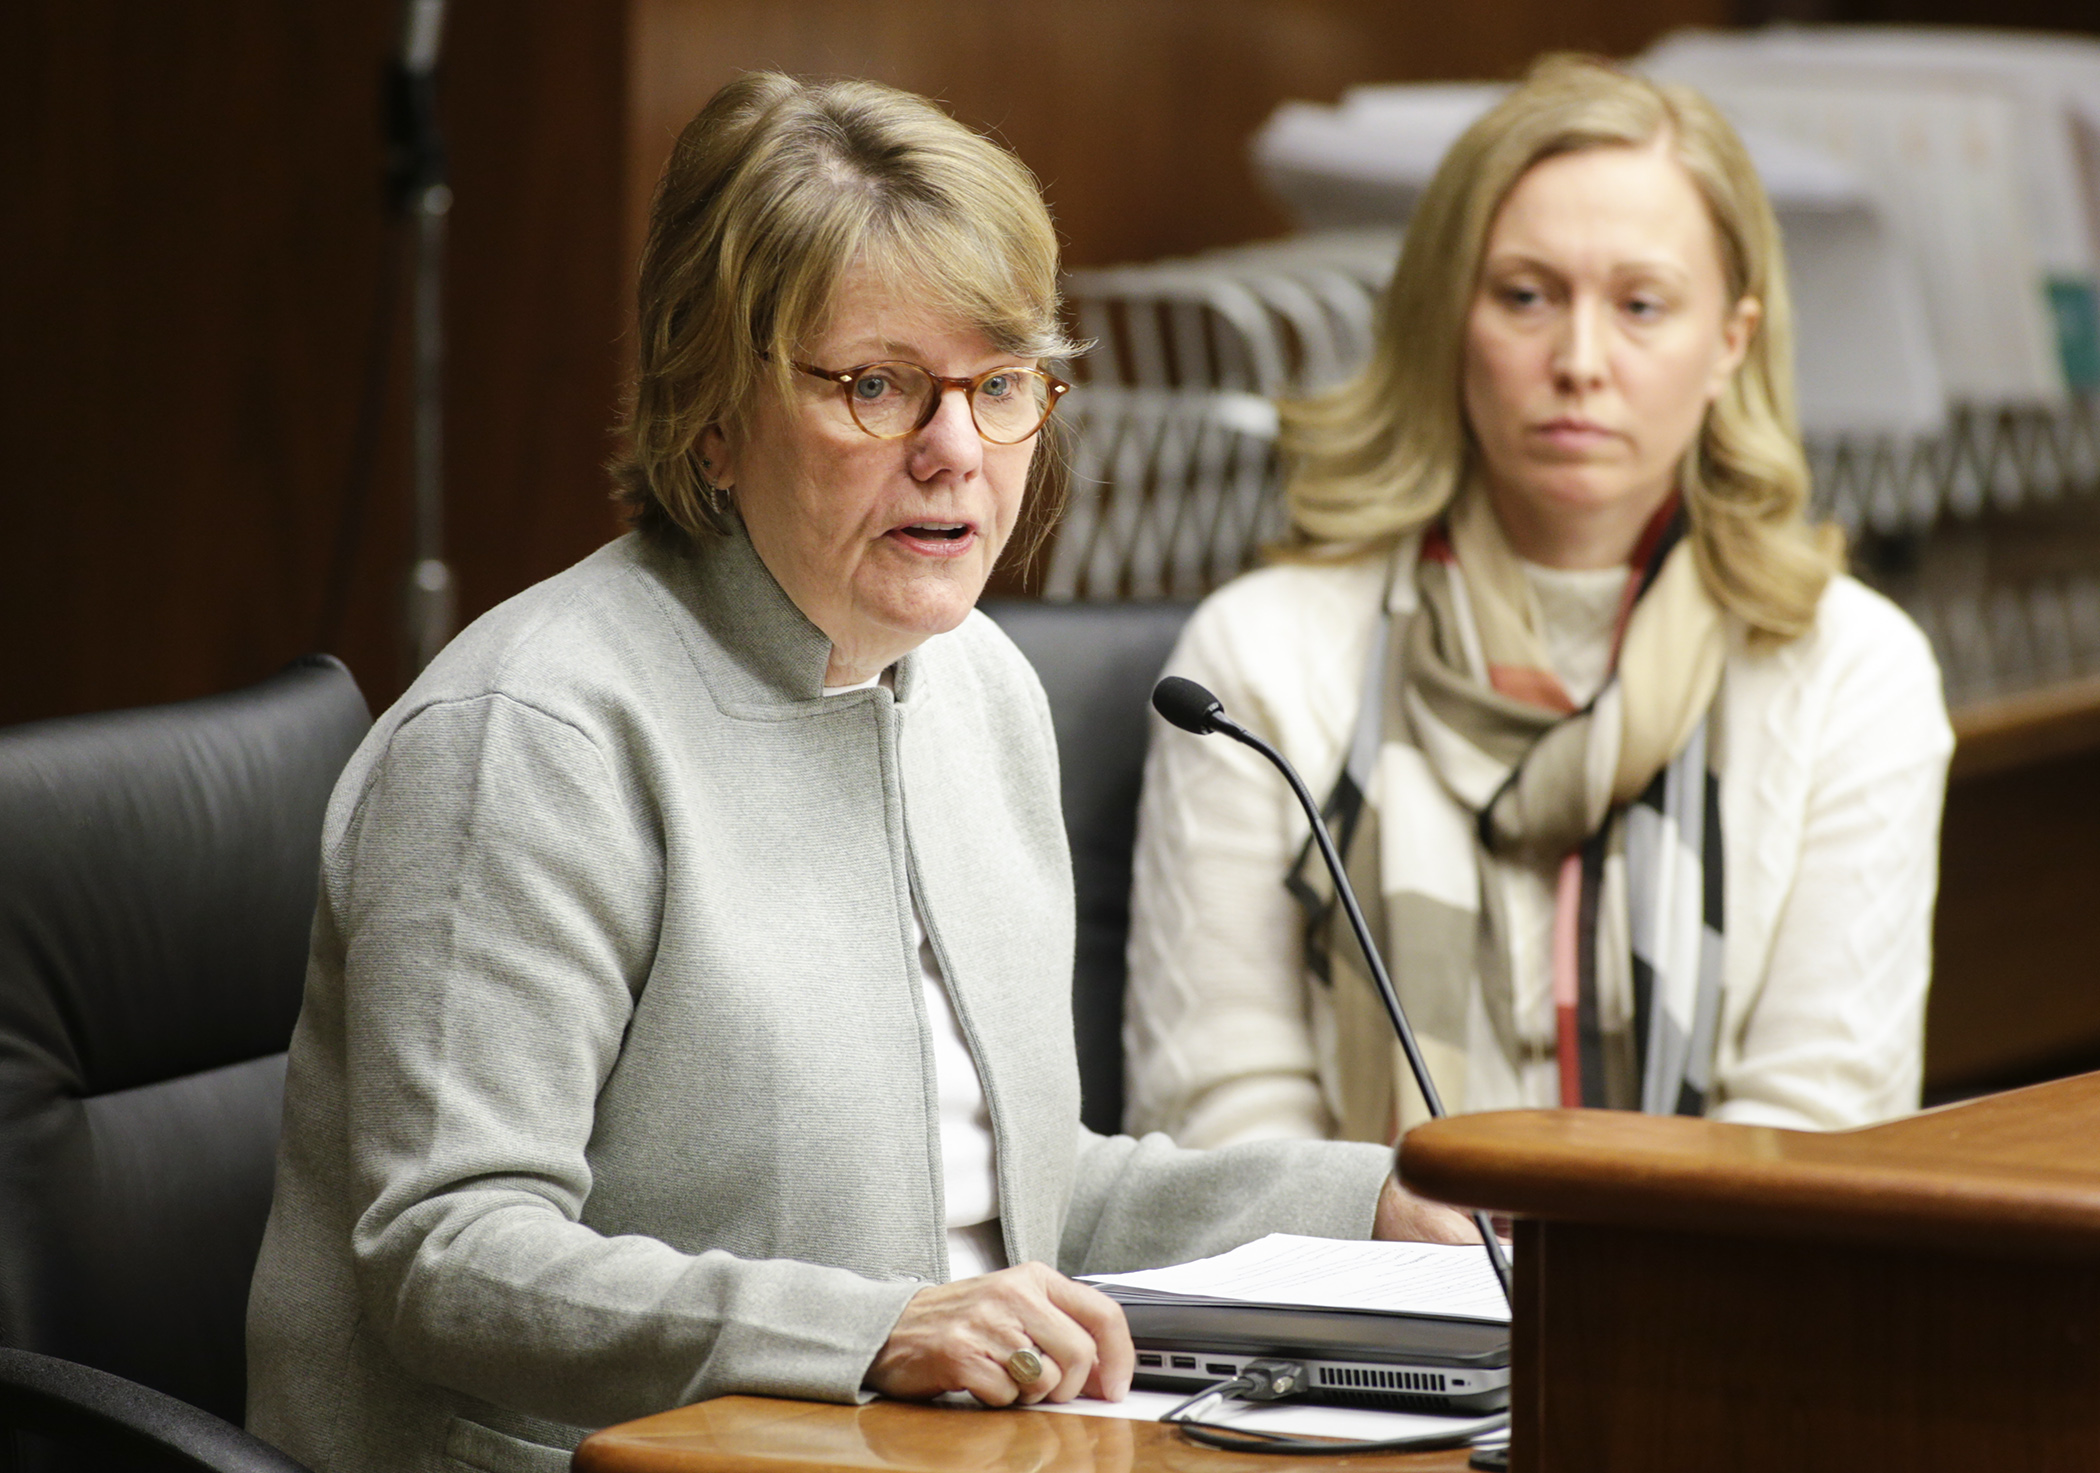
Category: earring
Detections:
[{"x1": 695, "y1": 457, "x2": 729, "y2": 518}]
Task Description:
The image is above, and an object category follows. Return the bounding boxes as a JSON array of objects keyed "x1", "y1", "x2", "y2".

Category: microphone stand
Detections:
[
  {"x1": 388, "y1": 0, "x2": 454, "y2": 674},
  {"x1": 1152, "y1": 678, "x2": 1515, "y2": 1308}
]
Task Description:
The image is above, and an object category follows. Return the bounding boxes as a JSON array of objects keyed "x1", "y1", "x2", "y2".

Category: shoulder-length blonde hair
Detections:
[
  {"x1": 1281, "y1": 54, "x2": 1840, "y2": 643},
  {"x1": 614, "y1": 73, "x2": 1078, "y2": 546}
]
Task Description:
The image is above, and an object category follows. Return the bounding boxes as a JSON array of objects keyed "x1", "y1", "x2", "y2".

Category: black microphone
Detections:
[
  {"x1": 1150, "y1": 676, "x2": 1230, "y2": 736},
  {"x1": 1151, "y1": 676, "x2": 1514, "y2": 1307}
]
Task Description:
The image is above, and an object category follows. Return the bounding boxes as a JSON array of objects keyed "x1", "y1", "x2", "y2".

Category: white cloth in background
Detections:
[
  {"x1": 827, "y1": 674, "x2": 1004, "y2": 1281},
  {"x1": 1122, "y1": 547, "x2": 1953, "y2": 1146}
]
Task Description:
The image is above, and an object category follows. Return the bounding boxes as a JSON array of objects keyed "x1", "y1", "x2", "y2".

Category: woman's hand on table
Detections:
[
  {"x1": 1372, "y1": 1172, "x2": 1481, "y2": 1243},
  {"x1": 865, "y1": 1261, "x2": 1134, "y2": 1407}
]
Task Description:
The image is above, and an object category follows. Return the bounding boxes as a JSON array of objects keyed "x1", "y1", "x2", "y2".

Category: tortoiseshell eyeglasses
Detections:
[{"x1": 792, "y1": 360, "x2": 1070, "y2": 445}]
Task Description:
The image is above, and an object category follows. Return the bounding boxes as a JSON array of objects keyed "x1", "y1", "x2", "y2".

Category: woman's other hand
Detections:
[
  {"x1": 865, "y1": 1261, "x2": 1134, "y2": 1407},
  {"x1": 1372, "y1": 1173, "x2": 1480, "y2": 1244}
]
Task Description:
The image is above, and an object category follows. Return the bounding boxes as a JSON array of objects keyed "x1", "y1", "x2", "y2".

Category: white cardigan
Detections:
[{"x1": 1124, "y1": 549, "x2": 1954, "y2": 1146}]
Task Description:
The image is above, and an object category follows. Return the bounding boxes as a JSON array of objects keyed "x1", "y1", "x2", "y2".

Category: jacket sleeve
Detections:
[
  {"x1": 1122, "y1": 597, "x2": 1338, "y2": 1146},
  {"x1": 1712, "y1": 601, "x2": 1954, "y2": 1130},
  {"x1": 1059, "y1": 1126, "x2": 1392, "y2": 1276},
  {"x1": 334, "y1": 694, "x2": 918, "y2": 1428}
]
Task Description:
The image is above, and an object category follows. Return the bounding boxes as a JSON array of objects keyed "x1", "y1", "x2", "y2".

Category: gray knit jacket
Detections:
[{"x1": 245, "y1": 524, "x2": 1391, "y2": 1473}]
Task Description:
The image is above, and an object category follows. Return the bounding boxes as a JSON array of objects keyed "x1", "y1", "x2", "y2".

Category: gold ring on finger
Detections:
[{"x1": 1004, "y1": 1346, "x2": 1045, "y2": 1386}]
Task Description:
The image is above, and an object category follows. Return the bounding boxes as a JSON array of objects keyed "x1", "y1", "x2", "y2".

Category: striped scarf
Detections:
[{"x1": 1288, "y1": 488, "x2": 1727, "y2": 1142}]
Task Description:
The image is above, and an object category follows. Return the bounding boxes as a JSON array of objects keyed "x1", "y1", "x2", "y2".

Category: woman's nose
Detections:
[
  {"x1": 911, "y1": 385, "x2": 986, "y2": 479},
  {"x1": 1551, "y1": 299, "x2": 1608, "y2": 392}
]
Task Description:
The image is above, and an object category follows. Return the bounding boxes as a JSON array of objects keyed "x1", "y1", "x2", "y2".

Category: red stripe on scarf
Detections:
[
  {"x1": 1553, "y1": 852, "x2": 1585, "y2": 1108},
  {"x1": 1489, "y1": 664, "x2": 1577, "y2": 714},
  {"x1": 1610, "y1": 491, "x2": 1683, "y2": 648}
]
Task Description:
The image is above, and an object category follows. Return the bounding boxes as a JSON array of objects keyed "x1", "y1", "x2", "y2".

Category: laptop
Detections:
[{"x1": 1101, "y1": 1288, "x2": 1511, "y2": 1415}]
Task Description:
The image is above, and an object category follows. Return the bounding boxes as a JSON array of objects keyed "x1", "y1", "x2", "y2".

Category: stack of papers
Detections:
[
  {"x1": 1083, "y1": 1233, "x2": 1510, "y2": 1325},
  {"x1": 1646, "y1": 25, "x2": 2100, "y2": 397}
]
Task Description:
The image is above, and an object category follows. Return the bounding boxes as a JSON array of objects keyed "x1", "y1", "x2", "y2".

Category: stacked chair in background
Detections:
[{"x1": 1049, "y1": 229, "x2": 1401, "y2": 601}]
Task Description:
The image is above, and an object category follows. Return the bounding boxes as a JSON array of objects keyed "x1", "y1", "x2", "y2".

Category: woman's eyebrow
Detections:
[
  {"x1": 843, "y1": 338, "x2": 1032, "y2": 370},
  {"x1": 1608, "y1": 258, "x2": 1695, "y2": 285},
  {"x1": 1483, "y1": 251, "x2": 1692, "y2": 279},
  {"x1": 1480, "y1": 252, "x2": 1553, "y2": 272},
  {"x1": 822, "y1": 337, "x2": 912, "y2": 360}
]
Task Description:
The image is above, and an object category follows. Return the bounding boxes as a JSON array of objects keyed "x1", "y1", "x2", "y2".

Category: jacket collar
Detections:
[{"x1": 640, "y1": 520, "x2": 922, "y2": 710}]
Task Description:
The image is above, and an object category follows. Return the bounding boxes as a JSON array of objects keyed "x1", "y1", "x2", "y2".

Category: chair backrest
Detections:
[
  {"x1": 983, "y1": 601, "x2": 1194, "y2": 1135},
  {"x1": 0, "y1": 657, "x2": 370, "y2": 1429}
]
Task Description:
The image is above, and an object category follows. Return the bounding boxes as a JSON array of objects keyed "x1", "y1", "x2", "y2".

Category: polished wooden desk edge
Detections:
[
  {"x1": 1400, "y1": 1071, "x2": 2100, "y2": 1259},
  {"x1": 573, "y1": 1394, "x2": 1476, "y2": 1472},
  {"x1": 1951, "y1": 671, "x2": 2100, "y2": 779}
]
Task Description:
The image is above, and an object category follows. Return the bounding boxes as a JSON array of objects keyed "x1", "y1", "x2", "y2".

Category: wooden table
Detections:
[
  {"x1": 574, "y1": 1395, "x2": 1477, "y2": 1472},
  {"x1": 577, "y1": 1076, "x2": 2100, "y2": 1471}
]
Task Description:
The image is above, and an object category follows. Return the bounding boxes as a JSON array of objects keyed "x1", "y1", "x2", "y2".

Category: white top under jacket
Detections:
[
  {"x1": 1124, "y1": 543, "x2": 1955, "y2": 1146},
  {"x1": 826, "y1": 675, "x2": 1005, "y2": 1281}
]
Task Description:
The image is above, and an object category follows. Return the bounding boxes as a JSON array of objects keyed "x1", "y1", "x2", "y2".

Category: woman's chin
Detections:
[
  {"x1": 854, "y1": 561, "x2": 995, "y2": 644},
  {"x1": 1499, "y1": 471, "x2": 1673, "y2": 525}
]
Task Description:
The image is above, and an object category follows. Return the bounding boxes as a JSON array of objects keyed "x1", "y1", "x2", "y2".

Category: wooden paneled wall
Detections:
[
  {"x1": 2, "y1": 0, "x2": 628, "y2": 725},
  {"x1": 8, "y1": 1, "x2": 2094, "y2": 722},
  {"x1": 6, "y1": 3, "x2": 403, "y2": 724},
  {"x1": 8, "y1": 0, "x2": 1739, "y2": 725},
  {"x1": 626, "y1": 0, "x2": 1732, "y2": 278},
  {"x1": 1748, "y1": 0, "x2": 2096, "y2": 28}
]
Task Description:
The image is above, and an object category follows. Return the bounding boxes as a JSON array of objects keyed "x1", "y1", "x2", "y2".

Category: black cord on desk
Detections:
[{"x1": 1159, "y1": 1361, "x2": 1510, "y2": 1456}]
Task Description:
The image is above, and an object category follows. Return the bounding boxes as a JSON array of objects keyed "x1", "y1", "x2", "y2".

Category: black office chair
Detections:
[
  {"x1": 0, "y1": 656, "x2": 371, "y2": 1472},
  {"x1": 983, "y1": 600, "x2": 1195, "y2": 1135}
]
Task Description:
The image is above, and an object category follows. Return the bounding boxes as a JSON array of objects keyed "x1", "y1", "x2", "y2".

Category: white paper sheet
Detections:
[{"x1": 1083, "y1": 1232, "x2": 1511, "y2": 1324}]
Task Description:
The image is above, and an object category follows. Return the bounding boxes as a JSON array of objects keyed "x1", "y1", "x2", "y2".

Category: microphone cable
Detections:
[
  {"x1": 1149, "y1": 674, "x2": 1518, "y2": 1463},
  {"x1": 1158, "y1": 1360, "x2": 1510, "y2": 1457},
  {"x1": 1150, "y1": 674, "x2": 1515, "y2": 1306}
]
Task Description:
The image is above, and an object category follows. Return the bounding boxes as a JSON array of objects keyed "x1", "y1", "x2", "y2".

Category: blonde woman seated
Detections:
[{"x1": 1124, "y1": 57, "x2": 1952, "y2": 1151}]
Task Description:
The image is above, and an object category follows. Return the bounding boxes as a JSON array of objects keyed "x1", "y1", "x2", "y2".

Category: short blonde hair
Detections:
[
  {"x1": 615, "y1": 73, "x2": 1078, "y2": 544},
  {"x1": 1282, "y1": 54, "x2": 1839, "y2": 643}
]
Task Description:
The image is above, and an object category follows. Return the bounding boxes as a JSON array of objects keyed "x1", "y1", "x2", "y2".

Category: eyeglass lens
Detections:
[{"x1": 844, "y1": 363, "x2": 1054, "y2": 443}]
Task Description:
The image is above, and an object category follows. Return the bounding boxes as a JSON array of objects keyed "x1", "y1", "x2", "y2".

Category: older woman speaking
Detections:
[{"x1": 245, "y1": 74, "x2": 1452, "y2": 1473}]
